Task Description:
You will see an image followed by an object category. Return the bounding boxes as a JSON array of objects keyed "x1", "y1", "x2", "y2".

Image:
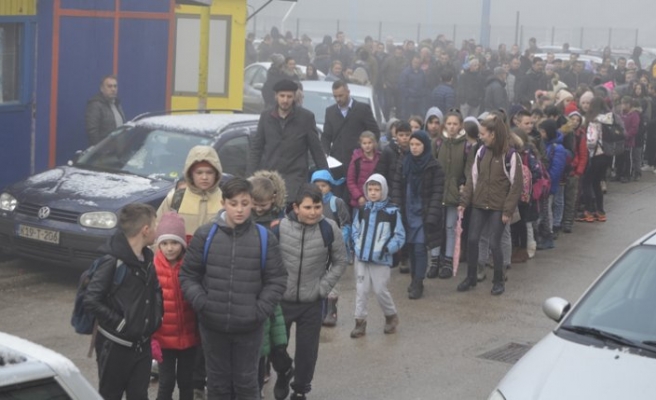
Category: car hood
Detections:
[
  {"x1": 9, "y1": 166, "x2": 171, "y2": 211},
  {"x1": 496, "y1": 332, "x2": 656, "y2": 400}
]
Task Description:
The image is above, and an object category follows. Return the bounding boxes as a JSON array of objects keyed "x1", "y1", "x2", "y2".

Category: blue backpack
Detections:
[
  {"x1": 203, "y1": 223, "x2": 268, "y2": 270},
  {"x1": 71, "y1": 256, "x2": 127, "y2": 335}
]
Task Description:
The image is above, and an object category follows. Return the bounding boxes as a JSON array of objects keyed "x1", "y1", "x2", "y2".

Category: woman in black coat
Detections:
[{"x1": 391, "y1": 130, "x2": 444, "y2": 299}]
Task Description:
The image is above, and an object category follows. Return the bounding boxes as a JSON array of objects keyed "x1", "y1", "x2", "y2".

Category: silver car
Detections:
[
  {"x1": 0, "y1": 332, "x2": 102, "y2": 399},
  {"x1": 489, "y1": 230, "x2": 656, "y2": 400}
]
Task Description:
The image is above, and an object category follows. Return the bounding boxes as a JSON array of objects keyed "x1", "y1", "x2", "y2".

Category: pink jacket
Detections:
[{"x1": 347, "y1": 148, "x2": 380, "y2": 207}]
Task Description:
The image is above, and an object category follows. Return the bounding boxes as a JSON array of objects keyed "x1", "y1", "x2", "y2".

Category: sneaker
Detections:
[
  {"x1": 290, "y1": 393, "x2": 307, "y2": 400},
  {"x1": 491, "y1": 282, "x2": 505, "y2": 295},
  {"x1": 583, "y1": 211, "x2": 595, "y2": 223},
  {"x1": 477, "y1": 263, "x2": 486, "y2": 282},
  {"x1": 193, "y1": 389, "x2": 206, "y2": 400},
  {"x1": 595, "y1": 212, "x2": 607, "y2": 222},
  {"x1": 426, "y1": 256, "x2": 440, "y2": 279},
  {"x1": 641, "y1": 165, "x2": 653, "y2": 172},
  {"x1": 273, "y1": 367, "x2": 294, "y2": 400}
]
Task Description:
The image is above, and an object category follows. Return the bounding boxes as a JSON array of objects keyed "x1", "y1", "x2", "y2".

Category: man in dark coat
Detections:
[
  {"x1": 380, "y1": 46, "x2": 407, "y2": 119},
  {"x1": 457, "y1": 59, "x2": 485, "y2": 117},
  {"x1": 483, "y1": 67, "x2": 510, "y2": 113},
  {"x1": 516, "y1": 57, "x2": 548, "y2": 103},
  {"x1": 245, "y1": 32, "x2": 257, "y2": 66},
  {"x1": 248, "y1": 79, "x2": 328, "y2": 201},
  {"x1": 85, "y1": 75, "x2": 125, "y2": 146},
  {"x1": 321, "y1": 80, "x2": 380, "y2": 201},
  {"x1": 562, "y1": 61, "x2": 593, "y2": 89},
  {"x1": 399, "y1": 54, "x2": 428, "y2": 119}
]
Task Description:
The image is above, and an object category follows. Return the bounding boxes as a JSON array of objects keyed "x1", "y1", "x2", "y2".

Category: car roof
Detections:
[
  {"x1": 132, "y1": 113, "x2": 260, "y2": 135},
  {"x1": 247, "y1": 62, "x2": 326, "y2": 78},
  {"x1": 0, "y1": 332, "x2": 76, "y2": 381},
  {"x1": 640, "y1": 230, "x2": 656, "y2": 246},
  {"x1": 300, "y1": 80, "x2": 373, "y2": 97}
]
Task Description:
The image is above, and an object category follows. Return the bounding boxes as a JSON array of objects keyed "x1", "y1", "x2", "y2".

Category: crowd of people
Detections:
[{"x1": 82, "y1": 28, "x2": 656, "y2": 400}]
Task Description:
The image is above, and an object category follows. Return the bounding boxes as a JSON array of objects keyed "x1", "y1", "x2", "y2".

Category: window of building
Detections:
[{"x1": 0, "y1": 23, "x2": 21, "y2": 104}]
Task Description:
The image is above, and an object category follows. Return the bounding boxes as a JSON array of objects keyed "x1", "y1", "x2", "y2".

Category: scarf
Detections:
[{"x1": 402, "y1": 130, "x2": 433, "y2": 195}]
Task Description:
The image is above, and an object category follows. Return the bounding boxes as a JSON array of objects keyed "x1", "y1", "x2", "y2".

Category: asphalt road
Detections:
[{"x1": 1, "y1": 173, "x2": 656, "y2": 399}]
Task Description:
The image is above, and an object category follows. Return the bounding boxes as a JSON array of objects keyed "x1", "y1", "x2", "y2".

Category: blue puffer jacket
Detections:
[
  {"x1": 545, "y1": 133, "x2": 567, "y2": 195},
  {"x1": 352, "y1": 174, "x2": 406, "y2": 267}
]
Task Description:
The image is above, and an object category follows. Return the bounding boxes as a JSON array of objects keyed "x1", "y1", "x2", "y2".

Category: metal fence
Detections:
[{"x1": 248, "y1": 17, "x2": 656, "y2": 51}]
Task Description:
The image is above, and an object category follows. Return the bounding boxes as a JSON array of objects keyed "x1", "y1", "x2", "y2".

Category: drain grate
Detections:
[{"x1": 478, "y1": 342, "x2": 533, "y2": 364}]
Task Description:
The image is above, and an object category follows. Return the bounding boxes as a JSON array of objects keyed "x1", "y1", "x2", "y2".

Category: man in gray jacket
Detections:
[
  {"x1": 85, "y1": 75, "x2": 125, "y2": 146},
  {"x1": 274, "y1": 184, "x2": 348, "y2": 400}
]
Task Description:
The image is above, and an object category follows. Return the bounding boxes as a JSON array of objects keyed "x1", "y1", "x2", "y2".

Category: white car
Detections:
[
  {"x1": 534, "y1": 53, "x2": 608, "y2": 67},
  {"x1": 489, "y1": 229, "x2": 656, "y2": 400},
  {"x1": 0, "y1": 332, "x2": 102, "y2": 399}
]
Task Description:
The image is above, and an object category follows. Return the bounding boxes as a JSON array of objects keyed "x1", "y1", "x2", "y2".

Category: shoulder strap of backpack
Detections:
[
  {"x1": 381, "y1": 208, "x2": 398, "y2": 251},
  {"x1": 256, "y1": 224, "x2": 268, "y2": 271},
  {"x1": 202, "y1": 223, "x2": 220, "y2": 266},
  {"x1": 329, "y1": 196, "x2": 340, "y2": 227},
  {"x1": 318, "y1": 219, "x2": 335, "y2": 269},
  {"x1": 170, "y1": 188, "x2": 186, "y2": 213}
]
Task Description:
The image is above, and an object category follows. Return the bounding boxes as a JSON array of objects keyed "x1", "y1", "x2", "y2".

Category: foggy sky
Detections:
[{"x1": 249, "y1": 0, "x2": 656, "y2": 48}]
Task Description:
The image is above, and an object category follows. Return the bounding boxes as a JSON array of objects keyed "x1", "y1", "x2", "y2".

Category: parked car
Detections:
[
  {"x1": 299, "y1": 80, "x2": 386, "y2": 133},
  {"x1": 489, "y1": 229, "x2": 656, "y2": 400},
  {"x1": 533, "y1": 52, "x2": 608, "y2": 67},
  {"x1": 243, "y1": 62, "x2": 326, "y2": 114},
  {"x1": 0, "y1": 331, "x2": 102, "y2": 399},
  {"x1": 0, "y1": 112, "x2": 260, "y2": 268}
]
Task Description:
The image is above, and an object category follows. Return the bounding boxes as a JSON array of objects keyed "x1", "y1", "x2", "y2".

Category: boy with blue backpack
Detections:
[{"x1": 179, "y1": 178, "x2": 287, "y2": 400}]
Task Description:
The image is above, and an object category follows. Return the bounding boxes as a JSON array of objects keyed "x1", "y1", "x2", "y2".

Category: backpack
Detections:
[
  {"x1": 170, "y1": 187, "x2": 186, "y2": 213},
  {"x1": 202, "y1": 224, "x2": 269, "y2": 270},
  {"x1": 519, "y1": 152, "x2": 533, "y2": 204},
  {"x1": 71, "y1": 256, "x2": 127, "y2": 335},
  {"x1": 600, "y1": 114, "x2": 626, "y2": 156},
  {"x1": 476, "y1": 146, "x2": 516, "y2": 181},
  {"x1": 329, "y1": 196, "x2": 340, "y2": 228},
  {"x1": 532, "y1": 157, "x2": 551, "y2": 202}
]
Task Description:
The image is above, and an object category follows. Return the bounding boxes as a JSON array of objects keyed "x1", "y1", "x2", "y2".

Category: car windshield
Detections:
[
  {"x1": 76, "y1": 125, "x2": 214, "y2": 181},
  {"x1": 560, "y1": 246, "x2": 656, "y2": 344},
  {"x1": 302, "y1": 92, "x2": 370, "y2": 124}
]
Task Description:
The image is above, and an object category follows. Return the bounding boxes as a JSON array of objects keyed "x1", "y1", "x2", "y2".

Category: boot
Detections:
[
  {"x1": 322, "y1": 297, "x2": 338, "y2": 327},
  {"x1": 457, "y1": 276, "x2": 477, "y2": 292},
  {"x1": 552, "y1": 226, "x2": 561, "y2": 240},
  {"x1": 193, "y1": 389, "x2": 206, "y2": 400},
  {"x1": 399, "y1": 263, "x2": 410, "y2": 274},
  {"x1": 438, "y1": 257, "x2": 454, "y2": 279},
  {"x1": 536, "y1": 238, "x2": 555, "y2": 250},
  {"x1": 426, "y1": 255, "x2": 440, "y2": 278},
  {"x1": 384, "y1": 314, "x2": 399, "y2": 334},
  {"x1": 350, "y1": 319, "x2": 367, "y2": 338},
  {"x1": 511, "y1": 248, "x2": 528, "y2": 264},
  {"x1": 476, "y1": 262, "x2": 486, "y2": 282},
  {"x1": 273, "y1": 366, "x2": 294, "y2": 400},
  {"x1": 491, "y1": 282, "x2": 505, "y2": 295},
  {"x1": 408, "y1": 279, "x2": 424, "y2": 299},
  {"x1": 290, "y1": 393, "x2": 307, "y2": 400}
]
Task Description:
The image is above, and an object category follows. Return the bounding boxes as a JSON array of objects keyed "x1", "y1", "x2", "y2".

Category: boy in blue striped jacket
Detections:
[{"x1": 350, "y1": 174, "x2": 405, "y2": 338}]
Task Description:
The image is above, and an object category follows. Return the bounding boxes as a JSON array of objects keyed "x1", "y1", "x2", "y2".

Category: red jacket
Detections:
[
  {"x1": 571, "y1": 127, "x2": 589, "y2": 177},
  {"x1": 347, "y1": 148, "x2": 380, "y2": 207},
  {"x1": 152, "y1": 250, "x2": 199, "y2": 350}
]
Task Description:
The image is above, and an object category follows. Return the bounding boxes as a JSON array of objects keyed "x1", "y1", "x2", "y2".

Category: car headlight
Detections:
[
  {"x1": 80, "y1": 212, "x2": 117, "y2": 229},
  {"x1": 0, "y1": 193, "x2": 17, "y2": 212},
  {"x1": 488, "y1": 389, "x2": 506, "y2": 400}
]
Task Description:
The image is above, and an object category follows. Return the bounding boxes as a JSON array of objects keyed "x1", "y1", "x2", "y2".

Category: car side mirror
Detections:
[
  {"x1": 68, "y1": 150, "x2": 84, "y2": 166},
  {"x1": 543, "y1": 297, "x2": 571, "y2": 323},
  {"x1": 253, "y1": 82, "x2": 264, "y2": 90}
]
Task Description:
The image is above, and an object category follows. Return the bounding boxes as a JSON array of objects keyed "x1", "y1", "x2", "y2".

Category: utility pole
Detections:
[{"x1": 480, "y1": 0, "x2": 491, "y2": 47}]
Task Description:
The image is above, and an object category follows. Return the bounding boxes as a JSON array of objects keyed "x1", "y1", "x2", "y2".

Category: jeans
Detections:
[
  {"x1": 562, "y1": 175, "x2": 580, "y2": 229},
  {"x1": 552, "y1": 185, "x2": 565, "y2": 229},
  {"x1": 200, "y1": 324, "x2": 264, "y2": 400},
  {"x1": 280, "y1": 300, "x2": 323, "y2": 395},
  {"x1": 582, "y1": 155, "x2": 611, "y2": 213},
  {"x1": 632, "y1": 146, "x2": 643, "y2": 177},
  {"x1": 444, "y1": 206, "x2": 458, "y2": 258},
  {"x1": 410, "y1": 243, "x2": 428, "y2": 280},
  {"x1": 157, "y1": 347, "x2": 197, "y2": 400},
  {"x1": 478, "y1": 220, "x2": 511, "y2": 266},
  {"x1": 467, "y1": 208, "x2": 506, "y2": 283},
  {"x1": 538, "y1": 195, "x2": 554, "y2": 240},
  {"x1": 95, "y1": 334, "x2": 152, "y2": 400}
]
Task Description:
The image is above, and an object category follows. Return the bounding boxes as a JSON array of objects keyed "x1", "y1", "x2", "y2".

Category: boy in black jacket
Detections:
[{"x1": 83, "y1": 203, "x2": 163, "y2": 400}]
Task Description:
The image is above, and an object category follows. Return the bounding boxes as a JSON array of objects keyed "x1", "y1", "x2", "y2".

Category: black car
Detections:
[{"x1": 0, "y1": 112, "x2": 259, "y2": 268}]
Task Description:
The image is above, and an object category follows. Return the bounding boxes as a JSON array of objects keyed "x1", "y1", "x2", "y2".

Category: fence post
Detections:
[
  {"x1": 253, "y1": 15, "x2": 257, "y2": 36},
  {"x1": 635, "y1": 29, "x2": 639, "y2": 47},
  {"x1": 514, "y1": 11, "x2": 520, "y2": 45},
  {"x1": 378, "y1": 21, "x2": 383, "y2": 42},
  {"x1": 608, "y1": 27, "x2": 612, "y2": 47},
  {"x1": 453, "y1": 24, "x2": 457, "y2": 43},
  {"x1": 551, "y1": 26, "x2": 555, "y2": 45},
  {"x1": 519, "y1": 26, "x2": 524, "y2": 50},
  {"x1": 296, "y1": 18, "x2": 300, "y2": 39},
  {"x1": 417, "y1": 23, "x2": 421, "y2": 44},
  {"x1": 580, "y1": 27, "x2": 584, "y2": 48},
  {"x1": 337, "y1": 19, "x2": 340, "y2": 33}
]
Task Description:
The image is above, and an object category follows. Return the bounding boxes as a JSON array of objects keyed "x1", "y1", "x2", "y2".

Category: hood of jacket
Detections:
[
  {"x1": 311, "y1": 169, "x2": 345, "y2": 187},
  {"x1": 99, "y1": 231, "x2": 154, "y2": 269},
  {"x1": 251, "y1": 170, "x2": 288, "y2": 210},
  {"x1": 363, "y1": 173, "x2": 389, "y2": 202},
  {"x1": 213, "y1": 209, "x2": 253, "y2": 237},
  {"x1": 442, "y1": 129, "x2": 467, "y2": 141},
  {"x1": 183, "y1": 146, "x2": 223, "y2": 195},
  {"x1": 424, "y1": 106, "x2": 444, "y2": 126}
]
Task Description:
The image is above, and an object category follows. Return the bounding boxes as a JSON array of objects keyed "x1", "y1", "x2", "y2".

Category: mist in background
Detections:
[{"x1": 247, "y1": 0, "x2": 656, "y2": 49}]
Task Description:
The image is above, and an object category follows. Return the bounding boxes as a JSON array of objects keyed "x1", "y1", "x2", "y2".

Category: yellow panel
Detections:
[
  {"x1": 0, "y1": 0, "x2": 37, "y2": 16},
  {"x1": 174, "y1": 0, "x2": 246, "y2": 110}
]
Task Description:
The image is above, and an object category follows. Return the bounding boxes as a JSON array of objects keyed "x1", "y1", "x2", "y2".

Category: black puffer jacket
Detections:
[
  {"x1": 179, "y1": 211, "x2": 287, "y2": 334},
  {"x1": 374, "y1": 140, "x2": 405, "y2": 184},
  {"x1": 85, "y1": 93, "x2": 125, "y2": 146},
  {"x1": 83, "y1": 232, "x2": 163, "y2": 344},
  {"x1": 390, "y1": 157, "x2": 445, "y2": 249}
]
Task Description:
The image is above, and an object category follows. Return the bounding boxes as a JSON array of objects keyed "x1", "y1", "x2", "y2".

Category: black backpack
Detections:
[
  {"x1": 600, "y1": 114, "x2": 626, "y2": 156},
  {"x1": 71, "y1": 256, "x2": 127, "y2": 335}
]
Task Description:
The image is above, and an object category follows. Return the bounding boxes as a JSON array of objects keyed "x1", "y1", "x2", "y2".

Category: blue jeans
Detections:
[
  {"x1": 552, "y1": 185, "x2": 565, "y2": 229},
  {"x1": 410, "y1": 243, "x2": 428, "y2": 280},
  {"x1": 444, "y1": 206, "x2": 458, "y2": 258}
]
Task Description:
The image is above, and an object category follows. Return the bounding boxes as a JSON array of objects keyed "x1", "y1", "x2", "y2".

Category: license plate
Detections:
[{"x1": 17, "y1": 225, "x2": 60, "y2": 244}]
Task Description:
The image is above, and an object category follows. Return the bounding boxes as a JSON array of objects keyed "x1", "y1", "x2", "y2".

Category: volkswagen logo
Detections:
[{"x1": 37, "y1": 206, "x2": 51, "y2": 220}]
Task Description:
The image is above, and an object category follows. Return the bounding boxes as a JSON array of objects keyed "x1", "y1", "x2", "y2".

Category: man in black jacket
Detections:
[
  {"x1": 321, "y1": 80, "x2": 380, "y2": 202},
  {"x1": 179, "y1": 178, "x2": 287, "y2": 400},
  {"x1": 85, "y1": 75, "x2": 125, "y2": 146},
  {"x1": 83, "y1": 203, "x2": 163, "y2": 400},
  {"x1": 483, "y1": 67, "x2": 510, "y2": 113},
  {"x1": 516, "y1": 57, "x2": 548, "y2": 103},
  {"x1": 248, "y1": 79, "x2": 329, "y2": 201}
]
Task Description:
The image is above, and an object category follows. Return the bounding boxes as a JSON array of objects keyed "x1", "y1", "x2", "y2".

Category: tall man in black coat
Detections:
[
  {"x1": 85, "y1": 75, "x2": 125, "y2": 146},
  {"x1": 321, "y1": 80, "x2": 380, "y2": 202},
  {"x1": 247, "y1": 79, "x2": 328, "y2": 201}
]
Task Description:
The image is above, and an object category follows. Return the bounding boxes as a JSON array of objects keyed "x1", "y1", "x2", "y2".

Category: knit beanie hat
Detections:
[
  {"x1": 538, "y1": 119, "x2": 558, "y2": 142},
  {"x1": 156, "y1": 212, "x2": 187, "y2": 248},
  {"x1": 579, "y1": 91, "x2": 594, "y2": 105},
  {"x1": 555, "y1": 90, "x2": 573, "y2": 106},
  {"x1": 564, "y1": 101, "x2": 579, "y2": 116}
]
